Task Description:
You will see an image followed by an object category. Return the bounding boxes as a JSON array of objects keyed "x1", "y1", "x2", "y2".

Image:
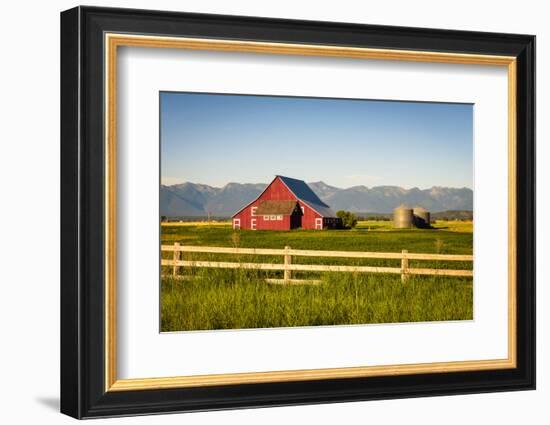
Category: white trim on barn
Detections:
[
  {"x1": 232, "y1": 218, "x2": 241, "y2": 229},
  {"x1": 315, "y1": 217, "x2": 323, "y2": 230},
  {"x1": 251, "y1": 218, "x2": 257, "y2": 230}
]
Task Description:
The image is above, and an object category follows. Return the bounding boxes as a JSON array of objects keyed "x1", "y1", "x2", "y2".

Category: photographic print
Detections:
[
  {"x1": 61, "y1": 9, "x2": 535, "y2": 416},
  {"x1": 160, "y1": 92, "x2": 474, "y2": 332}
]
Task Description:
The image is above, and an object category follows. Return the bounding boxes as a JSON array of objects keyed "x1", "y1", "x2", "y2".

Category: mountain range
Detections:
[{"x1": 160, "y1": 181, "x2": 473, "y2": 217}]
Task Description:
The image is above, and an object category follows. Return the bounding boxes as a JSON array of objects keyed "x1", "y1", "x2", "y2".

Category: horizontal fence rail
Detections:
[
  {"x1": 161, "y1": 244, "x2": 473, "y2": 261},
  {"x1": 161, "y1": 244, "x2": 473, "y2": 284}
]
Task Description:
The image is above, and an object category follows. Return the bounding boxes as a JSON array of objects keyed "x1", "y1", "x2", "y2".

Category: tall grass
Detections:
[
  {"x1": 160, "y1": 221, "x2": 473, "y2": 331},
  {"x1": 161, "y1": 271, "x2": 472, "y2": 331}
]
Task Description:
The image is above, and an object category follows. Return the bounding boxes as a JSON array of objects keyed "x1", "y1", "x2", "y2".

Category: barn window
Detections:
[
  {"x1": 276, "y1": 215, "x2": 283, "y2": 221},
  {"x1": 251, "y1": 206, "x2": 257, "y2": 217},
  {"x1": 263, "y1": 215, "x2": 269, "y2": 221},
  {"x1": 270, "y1": 215, "x2": 276, "y2": 221}
]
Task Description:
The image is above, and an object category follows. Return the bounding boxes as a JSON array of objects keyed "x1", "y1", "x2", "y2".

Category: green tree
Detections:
[{"x1": 336, "y1": 210, "x2": 358, "y2": 229}]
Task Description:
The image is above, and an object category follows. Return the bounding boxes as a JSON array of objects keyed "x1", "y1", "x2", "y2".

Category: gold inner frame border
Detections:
[{"x1": 104, "y1": 33, "x2": 517, "y2": 392}]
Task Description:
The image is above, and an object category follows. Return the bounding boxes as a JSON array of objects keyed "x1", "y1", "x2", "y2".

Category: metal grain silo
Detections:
[
  {"x1": 413, "y1": 206, "x2": 431, "y2": 228},
  {"x1": 393, "y1": 204, "x2": 414, "y2": 228}
]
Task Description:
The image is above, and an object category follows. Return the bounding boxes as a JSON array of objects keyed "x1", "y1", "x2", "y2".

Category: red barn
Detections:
[{"x1": 232, "y1": 176, "x2": 341, "y2": 230}]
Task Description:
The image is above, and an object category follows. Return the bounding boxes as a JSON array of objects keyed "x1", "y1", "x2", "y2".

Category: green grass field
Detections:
[{"x1": 160, "y1": 220, "x2": 473, "y2": 331}]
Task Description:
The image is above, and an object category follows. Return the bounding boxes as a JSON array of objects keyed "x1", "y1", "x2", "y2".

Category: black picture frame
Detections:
[{"x1": 60, "y1": 6, "x2": 535, "y2": 419}]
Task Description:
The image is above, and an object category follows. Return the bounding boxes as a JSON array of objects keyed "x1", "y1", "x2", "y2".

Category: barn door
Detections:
[
  {"x1": 251, "y1": 218, "x2": 257, "y2": 230},
  {"x1": 291, "y1": 209, "x2": 302, "y2": 229},
  {"x1": 315, "y1": 218, "x2": 323, "y2": 230}
]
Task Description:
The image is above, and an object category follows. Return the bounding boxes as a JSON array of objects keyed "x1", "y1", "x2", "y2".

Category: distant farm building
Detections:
[
  {"x1": 413, "y1": 207, "x2": 431, "y2": 228},
  {"x1": 232, "y1": 176, "x2": 342, "y2": 230},
  {"x1": 393, "y1": 204, "x2": 432, "y2": 229}
]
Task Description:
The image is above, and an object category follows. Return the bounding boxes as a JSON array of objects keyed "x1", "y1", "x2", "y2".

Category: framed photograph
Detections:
[{"x1": 60, "y1": 6, "x2": 535, "y2": 419}]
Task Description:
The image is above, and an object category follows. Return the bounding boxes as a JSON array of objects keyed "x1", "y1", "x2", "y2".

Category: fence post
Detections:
[
  {"x1": 401, "y1": 249, "x2": 409, "y2": 282},
  {"x1": 284, "y1": 245, "x2": 291, "y2": 282},
  {"x1": 173, "y1": 242, "x2": 181, "y2": 277}
]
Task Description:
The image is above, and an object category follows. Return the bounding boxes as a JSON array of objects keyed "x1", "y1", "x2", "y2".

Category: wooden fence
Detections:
[{"x1": 161, "y1": 244, "x2": 473, "y2": 284}]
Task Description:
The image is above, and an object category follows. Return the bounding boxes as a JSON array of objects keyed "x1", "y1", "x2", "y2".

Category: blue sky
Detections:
[{"x1": 160, "y1": 92, "x2": 473, "y2": 189}]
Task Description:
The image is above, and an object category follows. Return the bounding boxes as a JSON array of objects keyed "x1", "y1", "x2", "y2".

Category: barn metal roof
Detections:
[
  {"x1": 231, "y1": 175, "x2": 338, "y2": 218},
  {"x1": 277, "y1": 176, "x2": 337, "y2": 218},
  {"x1": 256, "y1": 200, "x2": 299, "y2": 215}
]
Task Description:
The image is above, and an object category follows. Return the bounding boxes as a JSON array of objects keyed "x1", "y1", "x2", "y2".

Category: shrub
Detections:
[{"x1": 336, "y1": 210, "x2": 358, "y2": 229}]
